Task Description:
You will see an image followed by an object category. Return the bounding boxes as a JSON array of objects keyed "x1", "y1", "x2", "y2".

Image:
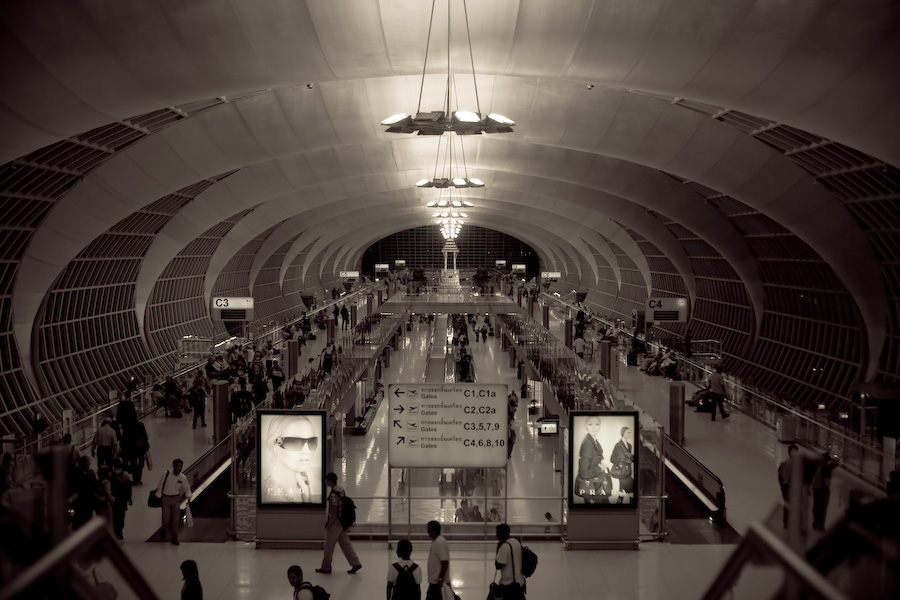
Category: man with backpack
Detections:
[
  {"x1": 386, "y1": 539, "x2": 421, "y2": 600},
  {"x1": 494, "y1": 524, "x2": 525, "y2": 599},
  {"x1": 288, "y1": 565, "x2": 329, "y2": 600},
  {"x1": 317, "y1": 473, "x2": 362, "y2": 575}
]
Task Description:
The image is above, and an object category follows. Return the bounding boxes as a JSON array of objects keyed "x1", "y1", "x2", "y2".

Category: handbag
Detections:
[
  {"x1": 487, "y1": 582, "x2": 502, "y2": 600},
  {"x1": 147, "y1": 471, "x2": 168, "y2": 507},
  {"x1": 574, "y1": 473, "x2": 612, "y2": 498},
  {"x1": 610, "y1": 463, "x2": 632, "y2": 479}
]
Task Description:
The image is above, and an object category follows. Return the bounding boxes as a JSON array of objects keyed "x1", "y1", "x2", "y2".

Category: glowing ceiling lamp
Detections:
[{"x1": 381, "y1": 0, "x2": 515, "y2": 136}]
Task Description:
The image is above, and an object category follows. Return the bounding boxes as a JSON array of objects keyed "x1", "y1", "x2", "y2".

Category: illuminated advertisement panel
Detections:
[
  {"x1": 257, "y1": 410, "x2": 326, "y2": 507},
  {"x1": 569, "y1": 411, "x2": 639, "y2": 508}
]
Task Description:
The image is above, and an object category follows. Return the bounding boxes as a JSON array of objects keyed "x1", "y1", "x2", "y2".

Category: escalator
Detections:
[{"x1": 663, "y1": 457, "x2": 742, "y2": 545}]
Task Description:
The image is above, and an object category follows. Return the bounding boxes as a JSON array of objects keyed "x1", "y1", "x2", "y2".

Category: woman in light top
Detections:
[
  {"x1": 261, "y1": 415, "x2": 322, "y2": 504},
  {"x1": 576, "y1": 416, "x2": 612, "y2": 504}
]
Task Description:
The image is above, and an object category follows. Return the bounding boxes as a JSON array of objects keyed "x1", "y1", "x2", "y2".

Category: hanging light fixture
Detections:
[
  {"x1": 416, "y1": 131, "x2": 484, "y2": 189},
  {"x1": 381, "y1": 0, "x2": 515, "y2": 136}
]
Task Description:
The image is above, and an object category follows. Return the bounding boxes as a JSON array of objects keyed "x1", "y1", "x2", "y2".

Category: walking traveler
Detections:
[
  {"x1": 155, "y1": 458, "x2": 191, "y2": 544},
  {"x1": 91, "y1": 418, "x2": 118, "y2": 468},
  {"x1": 317, "y1": 473, "x2": 362, "y2": 574},
  {"x1": 494, "y1": 523, "x2": 525, "y2": 600},
  {"x1": 425, "y1": 520, "x2": 450, "y2": 600}
]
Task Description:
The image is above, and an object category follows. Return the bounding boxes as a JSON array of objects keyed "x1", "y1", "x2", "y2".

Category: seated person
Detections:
[
  {"x1": 640, "y1": 350, "x2": 664, "y2": 372},
  {"x1": 660, "y1": 352, "x2": 678, "y2": 379}
]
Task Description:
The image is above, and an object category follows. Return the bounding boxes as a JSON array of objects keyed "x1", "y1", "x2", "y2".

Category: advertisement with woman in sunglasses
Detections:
[{"x1": 258, "y1": 411, "x2": 325, "y2": 506}]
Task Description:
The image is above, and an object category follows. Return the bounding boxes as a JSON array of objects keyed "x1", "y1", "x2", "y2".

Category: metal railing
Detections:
[
  {"x1": 10, "y1": 284, "x2": 384, "y2": 465},
  {"x1": 539, "y1": 291, "x2": 895, "y2": 491}
]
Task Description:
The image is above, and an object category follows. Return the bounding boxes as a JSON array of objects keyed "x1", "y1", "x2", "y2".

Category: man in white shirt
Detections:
[
  {"x1": 573, "y1": 336, "x2": 586, "y2": 359},
  {"x1": 426, "y1": 520, "x2": 450, "y2": 600},
  {"x1": 495, "y1": 523, "x2": 525, "y2": 599},
  {"x1": 155, "y1": 458, "x2": 191, "y2": 545}
]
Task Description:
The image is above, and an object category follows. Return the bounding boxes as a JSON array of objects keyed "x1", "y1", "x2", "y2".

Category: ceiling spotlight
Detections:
[
  {"x1": 463, "y1": 201, "x2": 474, "y2": 207},
  {"x1": 487, "y1": 113, "x2": 515, "y2": 126},
  {"x1": 416, "y1": 179, "x2": 430, "y2": 187},
  {"x1": 469, "y1": 178, "x2": 484, "y2": 187},
  {"x1": 438, "y1": 200, "x2": 448, "y2": 207},
  {"x1": 426, "y1": 201, "x2": 438, "y2": 207},
  {"x1": 452, "y1": 201, "x2": 462, "y2": 207},
  {"x1": 382, "y1": 113, "x2": 410, "y2": 125}
]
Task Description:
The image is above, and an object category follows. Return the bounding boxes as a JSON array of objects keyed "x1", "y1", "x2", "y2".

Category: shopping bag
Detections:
[{"x1": 442, "y1": 582, "x2": 461, "y2": 600}]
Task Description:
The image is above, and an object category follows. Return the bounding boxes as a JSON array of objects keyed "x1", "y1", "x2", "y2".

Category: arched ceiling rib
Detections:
[{"x1": 1, "y1": 0, "x2": 897, "y2": 396}]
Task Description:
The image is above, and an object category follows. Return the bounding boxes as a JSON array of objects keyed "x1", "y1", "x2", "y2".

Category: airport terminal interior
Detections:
[{"x1": 1, "y1": 1, "x2": 900, "y2": 599}]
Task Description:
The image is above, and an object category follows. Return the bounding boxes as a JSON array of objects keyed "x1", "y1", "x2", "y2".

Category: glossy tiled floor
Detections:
[{"x1": 100, "y1": 307, "x2": 878, "y2": 600}]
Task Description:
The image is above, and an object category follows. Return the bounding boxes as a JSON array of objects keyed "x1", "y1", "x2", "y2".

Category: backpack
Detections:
[
  {"x1": 297, "y1": 582, "x2": 330, "y2": 600},
  {"x1": 521, "y1": 545, "x2": 538, "y2": 578},
  {"x1": 334, "y1": 491, "x2": 356, "y2": 529},
  {"x1": 391, "y1": 563, "x2": 420, "y2": 600}
]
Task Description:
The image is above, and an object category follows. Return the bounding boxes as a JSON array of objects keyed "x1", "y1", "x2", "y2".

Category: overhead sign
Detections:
[
  {"x1": 511, "y1": 264, "x2": 526, "y2": 273},
  {"x1": 495, "y1": 260, "x2": 507, "y2": 267},
  {"x1": 375, "y1": 263, "x2": 390, "y2": 272},
  {"x1": 211, "y1": 297, "x2": 254, "y2": 321},
  {"x1": 541, "y1": 271, "x2": 561, "y2": 282},
  {"x1": 389, "y1": 383, "x2": 508, "y2": 468},
  {"x1": 339, "y1": 271, "x2": 360, "y2": 278},
  {"x1": 645, "y1": 297, "x2": 688, "y2": 322},
  {"x1": 394, "y1": 259, "x2": 406, "y2": 267}
]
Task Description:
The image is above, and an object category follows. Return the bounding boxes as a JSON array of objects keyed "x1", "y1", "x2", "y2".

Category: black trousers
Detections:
[
  {"x1": 192, "y1": 399, "x2": 206, "y2": 427},
  {"x1": 708, "y1": 393, "x2": 727, "y2": 419}
]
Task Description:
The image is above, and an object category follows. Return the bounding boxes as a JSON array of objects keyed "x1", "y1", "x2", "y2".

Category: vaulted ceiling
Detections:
[{"x1": 1, "y1": 0, "x2": 899, "y2": 432}]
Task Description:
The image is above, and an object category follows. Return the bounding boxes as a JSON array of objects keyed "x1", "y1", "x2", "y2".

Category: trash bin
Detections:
[{"x1": 778, "y1": 415, "x2": 797, "y2": 442}]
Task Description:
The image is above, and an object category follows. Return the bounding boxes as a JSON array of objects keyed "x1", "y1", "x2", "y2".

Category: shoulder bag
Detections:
[{"x1": 147, "y1": 471, "x2": 168, "y2": 507}]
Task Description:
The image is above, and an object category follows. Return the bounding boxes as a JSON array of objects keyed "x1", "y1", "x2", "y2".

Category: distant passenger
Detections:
[
  {"x1": 777, "y1": 444, "x2": 799, "y2": 528},
  {"x1": 706, "y1": 365, "x2": 729, "y2": 421},
  {"x1": 574, "y1": 336, "x2": 585, "y2": 359}
]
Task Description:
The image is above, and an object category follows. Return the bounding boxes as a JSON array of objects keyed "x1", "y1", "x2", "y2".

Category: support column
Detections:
[
  {"x1": 212, "y1": 380, "x2": 231, "y2": 443},
  {"x1": 378, "y1": 290, "x2": 383, "y2": 306},
  {"x1": 351, "y1": 304, "x2": 358, "y2": 329},
  {"x1": 599, "y1": 340, "x2": 611, "y2": 378},
  {"x1": 669, "y1": 382, "x2": 685, "y2": 445},
  {"x1": 542, "y1": 304, "x2": 549, "y2": 329},
  {"x1": 564, "y1": 319, "x2": 573, "y2": 348},
  {"x1": 286, "y1": 339, "x2": 299, "y2": 379},
  {"x1": 366, "y1": 295, "x2": 374, "y2": 317},
  {"x1": 326, "y1": 319, "x2": 335, "y2": 343},
  {"x1": 609, "y1": 343, "x2": 620, "y2": 389}
]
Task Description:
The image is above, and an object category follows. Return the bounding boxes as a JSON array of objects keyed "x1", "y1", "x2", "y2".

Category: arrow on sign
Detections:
[
  {"x1": 393, "y1": 420, "x2": 401, "y2": 428},
  {"x1": 394, "y1": 388, "x2": 404, "y2": 398},
  {"x1": 393, "y1": 404, "x2": 405, "y2": 414},
  {"x1": 396, "y1": 436, "x2": 405, "y2": 445}
]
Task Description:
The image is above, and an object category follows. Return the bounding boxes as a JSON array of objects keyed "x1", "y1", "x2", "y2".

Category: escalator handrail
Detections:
[{"x1": 664, "y1": 433, "x2": 726, "y2": 516}]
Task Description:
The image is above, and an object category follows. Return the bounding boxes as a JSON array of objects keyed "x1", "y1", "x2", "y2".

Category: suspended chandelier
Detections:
[
  {"x1": 381, "y1": 0, "x2": 515, "y2": 136},
  {"x1": 416, "y1": 130, "x2": 483, "y2": 190}
]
